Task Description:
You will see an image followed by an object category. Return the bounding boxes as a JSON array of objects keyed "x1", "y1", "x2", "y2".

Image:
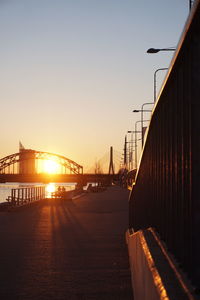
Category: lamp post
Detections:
[
  {"x1": 126, "y1": 140, "x2": 133, "y2": 170},
  {"x1": 135, "y1": 121, "x2": 141, "y2": 170},
  {"x1": 126, "y1": 132, "x2": 133, "y2": 170},
  {"x1": 127, "y1": 131, "x2": 138, "y2": 170},
  {"x1": 133, "y1": 102, "x2": 153, "y2": 146},
  {"x1": 133, "y1": 109, "x2": 152, "y2": 146},
  {"x1": 127, "y1": 130, "x2": 141, "y2": 169},
  {"x1": 147, "y1": 47, "x2": 176, "y2": 54},
  {"x1": 124, "y1": 135, "x2": 128, "y2": 169},
  {"x1": 154, "y1": 68, "x2": 168, "y2": 102},
  {"x1": 133, "y1": 120, "x2": 150, "y2": 169}
]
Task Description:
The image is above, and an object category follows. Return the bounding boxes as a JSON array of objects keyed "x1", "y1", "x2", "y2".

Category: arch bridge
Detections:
[
  {"x1": 0, "y1": 150, "x2": 83, "y2": 175},
  {"x1": 0, "y1": 150, "x2": 117, "y2": 184}
]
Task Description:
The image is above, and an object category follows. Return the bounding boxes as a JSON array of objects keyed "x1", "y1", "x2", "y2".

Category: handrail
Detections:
[
  {"x1": 6, "y1": 186, "x2": 45, "y2": 206},
  {"x1": 129, "y1": 0, "x2": 200, "y2": 287}
]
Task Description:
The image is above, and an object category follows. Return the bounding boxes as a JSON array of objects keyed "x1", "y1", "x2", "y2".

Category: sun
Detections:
[{"x1": 43, "y1": 159, "x2": 60, "y2": 174}]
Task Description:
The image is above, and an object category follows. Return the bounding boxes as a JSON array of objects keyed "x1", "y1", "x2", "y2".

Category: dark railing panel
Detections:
[{"x1": 129, "y1": 0, "x2": 200, "y2": 286}]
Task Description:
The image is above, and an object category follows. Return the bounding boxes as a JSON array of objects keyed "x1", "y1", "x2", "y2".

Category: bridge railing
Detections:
[
  {"x1": 6, "y1": 186, "x2": 46, "y2": 206},
  {"x1": 129, "y1": 0, "x2": 200, "y2": 287}
]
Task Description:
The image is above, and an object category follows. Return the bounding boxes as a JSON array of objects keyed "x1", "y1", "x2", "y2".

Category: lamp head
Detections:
[
  {"x1": 147, "y1": 47, "x2": 176, "y2": 54},
  {"x1": 147, "y1": 48, "x2": 160, "y2": 53}
]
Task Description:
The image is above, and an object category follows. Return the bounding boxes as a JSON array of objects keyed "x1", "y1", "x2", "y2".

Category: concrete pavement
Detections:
[{"x1": 0, "y1": 186, "x2": 133, "y2": 300}]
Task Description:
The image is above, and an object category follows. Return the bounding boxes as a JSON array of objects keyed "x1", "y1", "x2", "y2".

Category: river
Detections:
[{"x1": 0, "y1": 182, "x2": 77, "y2": 203}]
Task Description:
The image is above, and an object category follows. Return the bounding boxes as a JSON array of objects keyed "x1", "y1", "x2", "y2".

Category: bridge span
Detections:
[
  {"x1": 0, "y1": 148, "x2": 83, "y2": 175},
  {"x1": 0, "y1": 173, "x2": 118, "y2": 185},
  {"x1": 0, "y1": 145, "x2": 117, "y2": 185}
]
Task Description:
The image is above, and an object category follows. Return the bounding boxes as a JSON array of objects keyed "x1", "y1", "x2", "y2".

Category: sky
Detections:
[{"x1": 0, "y1": 0, "x2": 190, "y2": 172}]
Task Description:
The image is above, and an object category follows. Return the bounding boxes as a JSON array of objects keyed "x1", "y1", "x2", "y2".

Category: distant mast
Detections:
[
  {"x1": 19, "y1": 141, "x2": 25, "y2": 152},
  {"x1": 108, "y1": 146, "x2": 115, "y2": 175}
]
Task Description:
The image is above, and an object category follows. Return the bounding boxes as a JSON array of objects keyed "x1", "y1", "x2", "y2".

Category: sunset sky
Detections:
[{"x1": 0, "y1": 0, "x2": 189, "y2": 172}]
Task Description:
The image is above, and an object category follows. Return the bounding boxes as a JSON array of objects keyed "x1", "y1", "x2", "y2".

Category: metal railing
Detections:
[
  {"x1": 6, "y1": 186, "x2": 45, "y2": 206},
  {"x1": 129, "y1": 0, "x2": 200, "y2": 287}
]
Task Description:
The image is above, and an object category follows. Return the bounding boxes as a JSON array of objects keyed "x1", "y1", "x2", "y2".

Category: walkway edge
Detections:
[{"x1": 126, "y1": 227, "x2": 196, "y2": 300}]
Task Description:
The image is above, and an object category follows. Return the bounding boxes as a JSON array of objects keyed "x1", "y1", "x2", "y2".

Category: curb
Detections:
[
  {"x1": 126, "y1": 227, "x2": 195, "y2": 300},
  {"x1": 72, "y1": 192, "x2": 86, "y2": 200}
]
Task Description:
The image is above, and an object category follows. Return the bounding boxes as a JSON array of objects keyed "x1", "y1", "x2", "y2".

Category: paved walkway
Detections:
[{"x1": 0, "y1": 186, "x2": 133, "y2": 300}]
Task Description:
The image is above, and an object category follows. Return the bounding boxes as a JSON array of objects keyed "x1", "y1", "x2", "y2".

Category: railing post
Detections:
[
  {"x1": 25, "y1": 188, "x2": 27, "y2": 203},
  {"x1": 31, "y1": 188, "x2": 33, "y2": 202},
  {"x1": 28, "y1": 188, "x2": 31, "y2": 202},
  {"x1": 11, "y1": 189, "x2": 15, "y2": 206},
  {"x1": 17, "y1": 189, "x2": 19, "y2": 206},
  {"x1": 22, "y1": 188, "x2": 24, "y2": 205}
]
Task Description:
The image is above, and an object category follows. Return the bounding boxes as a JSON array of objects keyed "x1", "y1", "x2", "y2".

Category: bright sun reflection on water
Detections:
[
  {"x1": 46, "y1": 183, "x2": 56, "y2": 197},
  {"x1": 45, "y1": 183, "x2": 76, "y2": 198}
]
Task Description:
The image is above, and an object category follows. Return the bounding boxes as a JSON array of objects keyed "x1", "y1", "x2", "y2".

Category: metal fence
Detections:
[
  {"x1": 7, "y1": 186, "x2": 46, "y2": 206},
  {"x1": 129, "y1": 0, "x2": 200, "y2": 287}
]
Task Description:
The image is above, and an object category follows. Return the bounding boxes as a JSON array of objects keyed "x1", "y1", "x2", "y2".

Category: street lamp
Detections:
[
  {"x1": 126, "y1": 140, "x2": 134, "y2": 170},
  {"x1": 154, "y1": 68, "x2": 168, "y2": 102},
  {"x1": 134, "y1": 120, "x2": 150, "y2": 168},
  {"x1": 127, "y1": 130, "x2": 141, "y2": 170},
  {"x1": 128, "y1": 120, "x2": 149, "y2": 169},
  {"x1": 126, "y1": 132, "x2": 133, "y2": 170},
  {"x1": 124, "y1": 135, "x2": 128, "y2": 168},
  {"x1": 133, "y1": 110, "x2": 151, "y2": 146},
  {"x1": 147, "y1": 47, "x2": 176, "y2": 54},
  {"x1": 133, "y1": 102, "x2": 153, "y2": 145}
]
